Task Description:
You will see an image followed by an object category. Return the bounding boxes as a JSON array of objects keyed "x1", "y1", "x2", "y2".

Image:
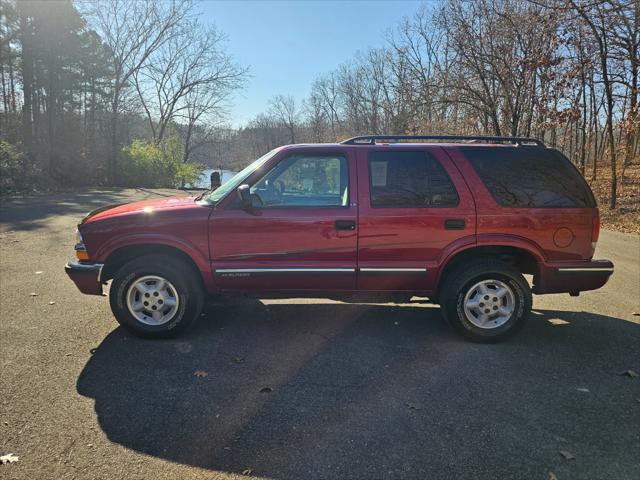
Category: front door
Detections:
[
  {"x1": 356, "y1": 146, "x2": 476, "y2": 293},
  {"x1": 208, "y1": 149, "x2": 358, "y2": 292}
]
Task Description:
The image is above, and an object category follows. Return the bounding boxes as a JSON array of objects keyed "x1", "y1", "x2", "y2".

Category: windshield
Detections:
[{"x1": 205, "y1": 148, "x2": 279, "y2": 204}]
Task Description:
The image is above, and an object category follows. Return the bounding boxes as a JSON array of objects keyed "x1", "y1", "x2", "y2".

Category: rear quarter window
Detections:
[{"x1": 460, "y1": 147, "x2": 596, "y2": 208}]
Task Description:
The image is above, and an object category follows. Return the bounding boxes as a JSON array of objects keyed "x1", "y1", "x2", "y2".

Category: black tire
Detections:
[
  {"x1": 109, "y1": 254, "x2": 204, "y2": 338},
  {"x1": 439, "y1": 260, "x2": 532, "y2": 343}
]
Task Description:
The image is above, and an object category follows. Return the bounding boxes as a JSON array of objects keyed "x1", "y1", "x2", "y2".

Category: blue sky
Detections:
[{"x1": 200, "y1": 0, "x2": 426, "y2": 126}]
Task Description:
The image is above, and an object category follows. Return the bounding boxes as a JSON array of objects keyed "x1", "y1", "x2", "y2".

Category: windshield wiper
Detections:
[{"x1": 194, "y1": 190, "x2": 210, "y2": 202}]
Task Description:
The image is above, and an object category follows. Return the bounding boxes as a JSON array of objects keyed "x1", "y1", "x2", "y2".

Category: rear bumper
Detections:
[
  {"x1": 65, "y1": 261, "x2": 104, "y2": 295},
  {"x1": 533, "y1": 259, "x2": 613, "y2": 294}
]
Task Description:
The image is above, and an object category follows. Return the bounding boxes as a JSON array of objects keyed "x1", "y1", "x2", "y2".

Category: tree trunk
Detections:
[{"x1": 19, "y1": 10, "x2": 33, "y2": 186}]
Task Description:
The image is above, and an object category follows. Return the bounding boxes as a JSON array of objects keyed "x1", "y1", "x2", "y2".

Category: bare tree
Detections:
[
  {"x1": 134, "y1": 22, "x2": 246, "y2": 145},
  {"x1": 269, "y1": 94, "x2": 299, "y2": 144},
  {"x1": 85, "y1": 0, "x2": 192, "y2": 184}
]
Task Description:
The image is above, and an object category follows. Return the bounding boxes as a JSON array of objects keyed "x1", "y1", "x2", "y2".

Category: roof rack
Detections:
[{"x1": 341, "y1": 135, "x2": 545, "y2": 147}]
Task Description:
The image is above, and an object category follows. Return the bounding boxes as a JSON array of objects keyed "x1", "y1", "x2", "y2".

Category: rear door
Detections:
[
  {"x1": 208, "y1": 149, "x2": 358, "y2": 291},
  {"x1": 356, "y1": 146, "x2": 476, "y2": 293}
]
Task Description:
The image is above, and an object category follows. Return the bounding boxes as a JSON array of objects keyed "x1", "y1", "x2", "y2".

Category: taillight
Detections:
[{"x1": 592, "y1": 214, "x2": 600, "y2": 249}]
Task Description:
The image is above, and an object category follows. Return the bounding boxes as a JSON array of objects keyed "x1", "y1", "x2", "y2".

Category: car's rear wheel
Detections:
[
  {"x1": 109, "y1": 254, "x2": 203, "y2": 338},
  {"x1": 440, "y1": 260, "x2": 532, "y2": 342}
]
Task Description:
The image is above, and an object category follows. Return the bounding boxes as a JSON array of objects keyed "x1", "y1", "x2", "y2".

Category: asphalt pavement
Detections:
[{"x1": 1, "y1": 188, "x2": 639, "y2": 480}]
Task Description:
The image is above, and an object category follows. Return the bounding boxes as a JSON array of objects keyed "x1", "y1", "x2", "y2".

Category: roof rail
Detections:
[{"x1": 341, "y1": 135, "x2": 545, "y2": 147}]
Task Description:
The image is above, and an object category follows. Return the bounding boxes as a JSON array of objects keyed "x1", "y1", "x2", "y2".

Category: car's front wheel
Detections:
[
  {"x1": 440, "y1": 260, "x2": 532, "y2": 342},
  {"x1": 109, "y1": 254, "x2": 204, "y2": 338}
]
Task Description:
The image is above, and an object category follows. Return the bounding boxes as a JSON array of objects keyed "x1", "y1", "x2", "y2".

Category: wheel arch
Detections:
[
  {"x1": 101, "y1": 243, "x2": 207, "y2": 291},
  {"x1": 435, "y1": 244, "x2": 542, "y2": 296}
]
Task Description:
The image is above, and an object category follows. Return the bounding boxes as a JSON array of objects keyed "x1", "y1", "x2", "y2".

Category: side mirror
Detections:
[{"x1": 237, "y1": 184, "x2": 252, "y2": 209}]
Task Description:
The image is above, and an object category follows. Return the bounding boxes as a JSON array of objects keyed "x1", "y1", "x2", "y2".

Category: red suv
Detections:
[{"x1": 65, "y1": 135, "x2": 613, "y2": 342}]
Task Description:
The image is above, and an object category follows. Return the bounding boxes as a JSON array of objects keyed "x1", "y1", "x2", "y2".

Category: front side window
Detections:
[
  {"x1": 250, "y1": 154, "x2": 348, "y2": 208},
  {"x1": 206, "y1": 148, "x2": 279, "y2": 204},
  {"x1": 368, "y1": 151, "x2": 459, "y2": 208}
]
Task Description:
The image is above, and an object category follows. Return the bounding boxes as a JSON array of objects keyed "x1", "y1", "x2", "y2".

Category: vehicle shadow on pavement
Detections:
[{"x1": 77, "y1": 301, "x2": 640, "y2": 480}]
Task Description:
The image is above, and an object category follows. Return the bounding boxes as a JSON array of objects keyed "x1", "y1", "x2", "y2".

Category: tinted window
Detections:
[
  {"x1": 368, "y1": 151, "x2": 459, "y2": 208},
  {"x1": 250, "y1": 154, "x2": 348, "y2": 207},
  {"x1": 461, "y1": 147, "x2": 595, "y2": 208}
]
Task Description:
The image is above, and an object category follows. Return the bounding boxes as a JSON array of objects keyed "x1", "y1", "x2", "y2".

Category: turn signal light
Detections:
[{"x1": 75, "y1": 249, "x2": 90, "y2": 261}]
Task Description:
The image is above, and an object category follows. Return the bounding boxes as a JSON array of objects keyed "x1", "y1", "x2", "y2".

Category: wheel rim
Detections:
[
  {"x1": 126, "y1": 275, "x2": 180, "y2": 326},
  {"x1": 463, "y1": 279, "x2": 515, "y2": 329}
]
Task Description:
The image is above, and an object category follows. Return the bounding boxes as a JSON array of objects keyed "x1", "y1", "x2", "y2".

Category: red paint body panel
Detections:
[
  {"x1": 209, "y1": 147, "x2": 358, "y2": 291},
  {"x1": 79, "y1": 196, "x2": 215, "y2": 291},
  {"x1": 67, "y1": 142, "x2": 612, "y2": 298},
  {"x1": 445, "y1": 147, "x2": 596, "y2": 261},
  {"x1": 355, "y1": 146, "x2": 476, "y2": 292}
]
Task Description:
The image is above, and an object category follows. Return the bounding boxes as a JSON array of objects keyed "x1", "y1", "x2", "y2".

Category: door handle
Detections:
[
  {"x1": 335, "y1": 220, "x2": 356, "y2": 231},
  {"x1": 444, "y1": 219, "x2": 465, "y2": 230}
]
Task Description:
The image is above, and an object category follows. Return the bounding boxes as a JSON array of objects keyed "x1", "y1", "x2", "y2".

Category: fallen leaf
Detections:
[
  {"x1": 549, "y1": 472, "x2": 558, "y2": 480},
  {"x1": 241, "y1": 468, "x2": 253, "y2": 476},
  {"x1": 0, "y1": 453, "x2": 19, "y2": 465},
  {"x1": 259, "y1": 386, "x2": 273, "y2": 393},
  {"x1": 548, "y1": 319, "x2": 569, "y2": 326},
  {"x1": 194, "y1": 370, "x2": 208, "y2": 378},
  {"x1": 406, "y1": 401, "x2": 422, "y2": 410},
  {"x1": 232, "y1": 356, "x2": 245, "y2": 364},
  {"x1": 620, "y1": 370, "x2": 639, "y2": 378},
  {"x1": 29, "y1": 292, "x2": 38, "y2": 297},
  {"x1": 559, "y1": 450, "x2": 575, "y2": 460},
  {"x1": 175, "y1": 342, "x2": 192, "y2": 354},
  {"x1": 65, "y1": 353, "x2": 72, "y2": 356},
  {"x1": 48, "y1": 301, "x2": 55, "y2": 305}
]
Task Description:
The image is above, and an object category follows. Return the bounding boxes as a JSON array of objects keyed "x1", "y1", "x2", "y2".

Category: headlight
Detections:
[{"x1": 74, "y1": 229, "x2": 89, "y2": 261}]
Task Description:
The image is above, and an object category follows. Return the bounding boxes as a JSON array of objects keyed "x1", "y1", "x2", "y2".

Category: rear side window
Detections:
[
  {"x1": 368, "y1": 151, "x2": 459, "y2": 208},
  {"x1": 461, "y1": 147, "x2": 596, "y2": 208}
]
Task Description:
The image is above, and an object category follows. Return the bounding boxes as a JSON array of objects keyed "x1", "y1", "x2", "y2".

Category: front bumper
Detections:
[
  {"x1": 65, "y1": 261, "x2": 104, "y2": 295},
  {"x1": 533, "y1": 259, "x2": 614, "y2": 295}
]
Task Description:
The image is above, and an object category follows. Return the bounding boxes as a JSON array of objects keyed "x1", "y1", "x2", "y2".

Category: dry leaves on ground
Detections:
[
  {"x1": 241, "y1": 468, "x2": 253, "y2": 476},
  {"x1": 549, "y1": 472, "x2": 558, "y2": 480},
  {"x1": 193, "y1": 370, "x2": 208, "y2": 378},
  {"x1": 175, "y1": 342, "x2": 192, "y2": 354},
  {"x1": 548, "y1": 319, "x2": 570, "y2": 326},
  {"x1": 620, "y1": 370, "x2": 639, "y2": 377},
  {"x1": 0, "y1": 453, "x2": 19, "y2": 465},
  {"x1": 406, "y1": 402, "x2": 422, "y2": 410},
  {"x1": 559, "y1": 450, "x2": 575, "y2": 461}
]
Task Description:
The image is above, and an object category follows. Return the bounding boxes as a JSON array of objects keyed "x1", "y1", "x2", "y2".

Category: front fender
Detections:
[{"x1": 95, "y1": 234, "x2": 210, "y2": 274}]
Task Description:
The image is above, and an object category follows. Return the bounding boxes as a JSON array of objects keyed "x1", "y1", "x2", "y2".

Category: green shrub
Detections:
[
  {"x1": 0, "y1": 141, "x2": 24, "y2": 194},
  {"x1": 119, "y1": 138, "x2": 202, "y2": 188}
]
